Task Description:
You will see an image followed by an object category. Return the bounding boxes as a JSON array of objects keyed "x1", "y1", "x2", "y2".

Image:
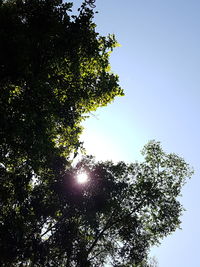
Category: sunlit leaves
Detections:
[
  {"x1": 0, "y1": 0, "x2": 193, "y2": 266},
  {"x1": 0, "y1": 0, "x2": 123, "y2": 265}
]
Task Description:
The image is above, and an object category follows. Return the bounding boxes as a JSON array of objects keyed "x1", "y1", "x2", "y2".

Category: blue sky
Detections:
[{"x1": 79, "y1": 0, "x2": 200, "y2": 266}]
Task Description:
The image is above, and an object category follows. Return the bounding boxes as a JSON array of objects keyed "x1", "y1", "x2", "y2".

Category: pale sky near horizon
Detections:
[{"x1": 78, "y1": 0, "x2": 200, "y2": 266}]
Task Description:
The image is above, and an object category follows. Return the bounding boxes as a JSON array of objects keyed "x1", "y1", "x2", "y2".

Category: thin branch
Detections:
[
  {"x1": 87, "y1": 197, "x2": 146, "y2": 257},
  {"x1": 41, "y1": 211, "x2": 68, "y2": 238},
  {"x1": 87, "y1": 210, "x2": 116, "y2": 256},
  {"x1": 41, "y1": 221, "x2": 57, "y2": 238},
  {"x1": 85, "y1": 0, "x2": 96, "y2": 8}
]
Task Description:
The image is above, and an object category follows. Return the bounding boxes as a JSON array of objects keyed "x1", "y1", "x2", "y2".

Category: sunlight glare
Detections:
[{"x1": 77, "y1": 172, "x2": 88, "y2": 184}]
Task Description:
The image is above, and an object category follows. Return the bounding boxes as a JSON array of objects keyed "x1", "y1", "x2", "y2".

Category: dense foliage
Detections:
[
  {"x1": 0, "y1": 0, "x2": 192, "y2": 266},
  {"x1": 0, "y1": 0, "x2": 123, "y2": 169},
  {"x1": 0, "y1": 0, "x2": 122, "y2": 265},
  {"x1": 52, "y1": 141, "x2": 191, "y2": 267}
]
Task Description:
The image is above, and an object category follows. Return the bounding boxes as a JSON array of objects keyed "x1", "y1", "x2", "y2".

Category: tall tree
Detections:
[
  {"x1": 48, "y1": 141, "x2": 191, "y2": 267},
  {"x1": 0, "y1": 0, "x2": 123, "y2": 265},
  {"x1": 0, "y1": 1, "x2": 192, "y2": 266},
  {"x1": 0, "y1": 0, "x2": 123, "y2": 171},
  {"x1": 0, "y1": 138, "x2": 192, "y2": 266}
]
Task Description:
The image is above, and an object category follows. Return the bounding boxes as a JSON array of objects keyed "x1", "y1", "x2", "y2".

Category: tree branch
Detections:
[
  {"x1": 87, "y1": 210, "x2": 117, "y2": 256},
  {"x1": 87, "y1": 197, "x2": 146, "y2": 257}
]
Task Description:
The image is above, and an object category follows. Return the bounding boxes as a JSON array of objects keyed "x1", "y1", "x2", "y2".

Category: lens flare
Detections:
[{"x1": 77, "y1": 172, "x2": 88, "y2": 184}]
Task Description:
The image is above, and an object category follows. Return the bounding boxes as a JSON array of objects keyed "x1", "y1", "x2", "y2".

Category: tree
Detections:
[
  {"x1": 0, "y1": 139, "x2": 192, "y2": 266},
  {"x1": 0, "y1": 0, "x2": 122, "y2": 265},
  {"x1": 46, "y1": 140, "x2": 192, "y2": 267},
  {"x1": 0, "y1": 1, "x2": 192, "y2": 266},
  {"x1": 0, "y1": 0, "x2": 123, "y2": 170}
]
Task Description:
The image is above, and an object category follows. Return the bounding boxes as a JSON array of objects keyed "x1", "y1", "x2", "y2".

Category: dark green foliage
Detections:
[
  {"x1": 56, "y1": 141, "x2": 191, "y2": 266},
  {"x1": 0, "y1": 139, "x2": 192, "y2": 266},
  {"x1": 0, "y1": 0, "x2": 123, "y2": 172},
  {"x1": 0, "y1": 0, "x2": 123, "y2": 265},
  {"x1": 0, "y1": 1, "x2": 192, "y2": 266}
]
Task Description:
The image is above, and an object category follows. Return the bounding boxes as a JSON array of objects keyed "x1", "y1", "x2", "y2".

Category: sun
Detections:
[{"x1": 76, "y1": 172, "x2": 89, "y2": 184}]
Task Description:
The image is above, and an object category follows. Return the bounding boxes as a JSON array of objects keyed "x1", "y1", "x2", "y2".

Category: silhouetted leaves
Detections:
[{"x1": 0, "y1": 1, "x2": 192, "y2": 266}]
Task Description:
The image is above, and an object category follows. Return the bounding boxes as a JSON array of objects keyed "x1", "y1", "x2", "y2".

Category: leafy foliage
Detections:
[
  {"x1": 0, "y1": 0, "x2": 192, "y2": 266},
  {"x1": 0, "y1": 0, "x2": 123, "y2": 171},
  {"x1": 0, "y1": 139, "x2": 192, "y2": 266},
  {"x1": 0, "y1": 0, "x2": 123, "y2": 265},
  {"x1": 51, "y1": 141, "x2": 191, "y2": 267}
]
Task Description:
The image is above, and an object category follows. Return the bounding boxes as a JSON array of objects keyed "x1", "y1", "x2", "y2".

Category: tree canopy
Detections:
[
  {"x1": 0, "y1": 0, "x2": 192, "y2": 266},
  {"x1": 0, "y1": 0, "x2": 123, "y2": 171},
  {"x1": 49, "y1": 141, "x2": 191, "y2": 267}
]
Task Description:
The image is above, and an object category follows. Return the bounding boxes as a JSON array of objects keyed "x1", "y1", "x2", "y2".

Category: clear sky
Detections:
[{"x1": 78, "y1": 0, "x2": 200, "y2": 266}]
